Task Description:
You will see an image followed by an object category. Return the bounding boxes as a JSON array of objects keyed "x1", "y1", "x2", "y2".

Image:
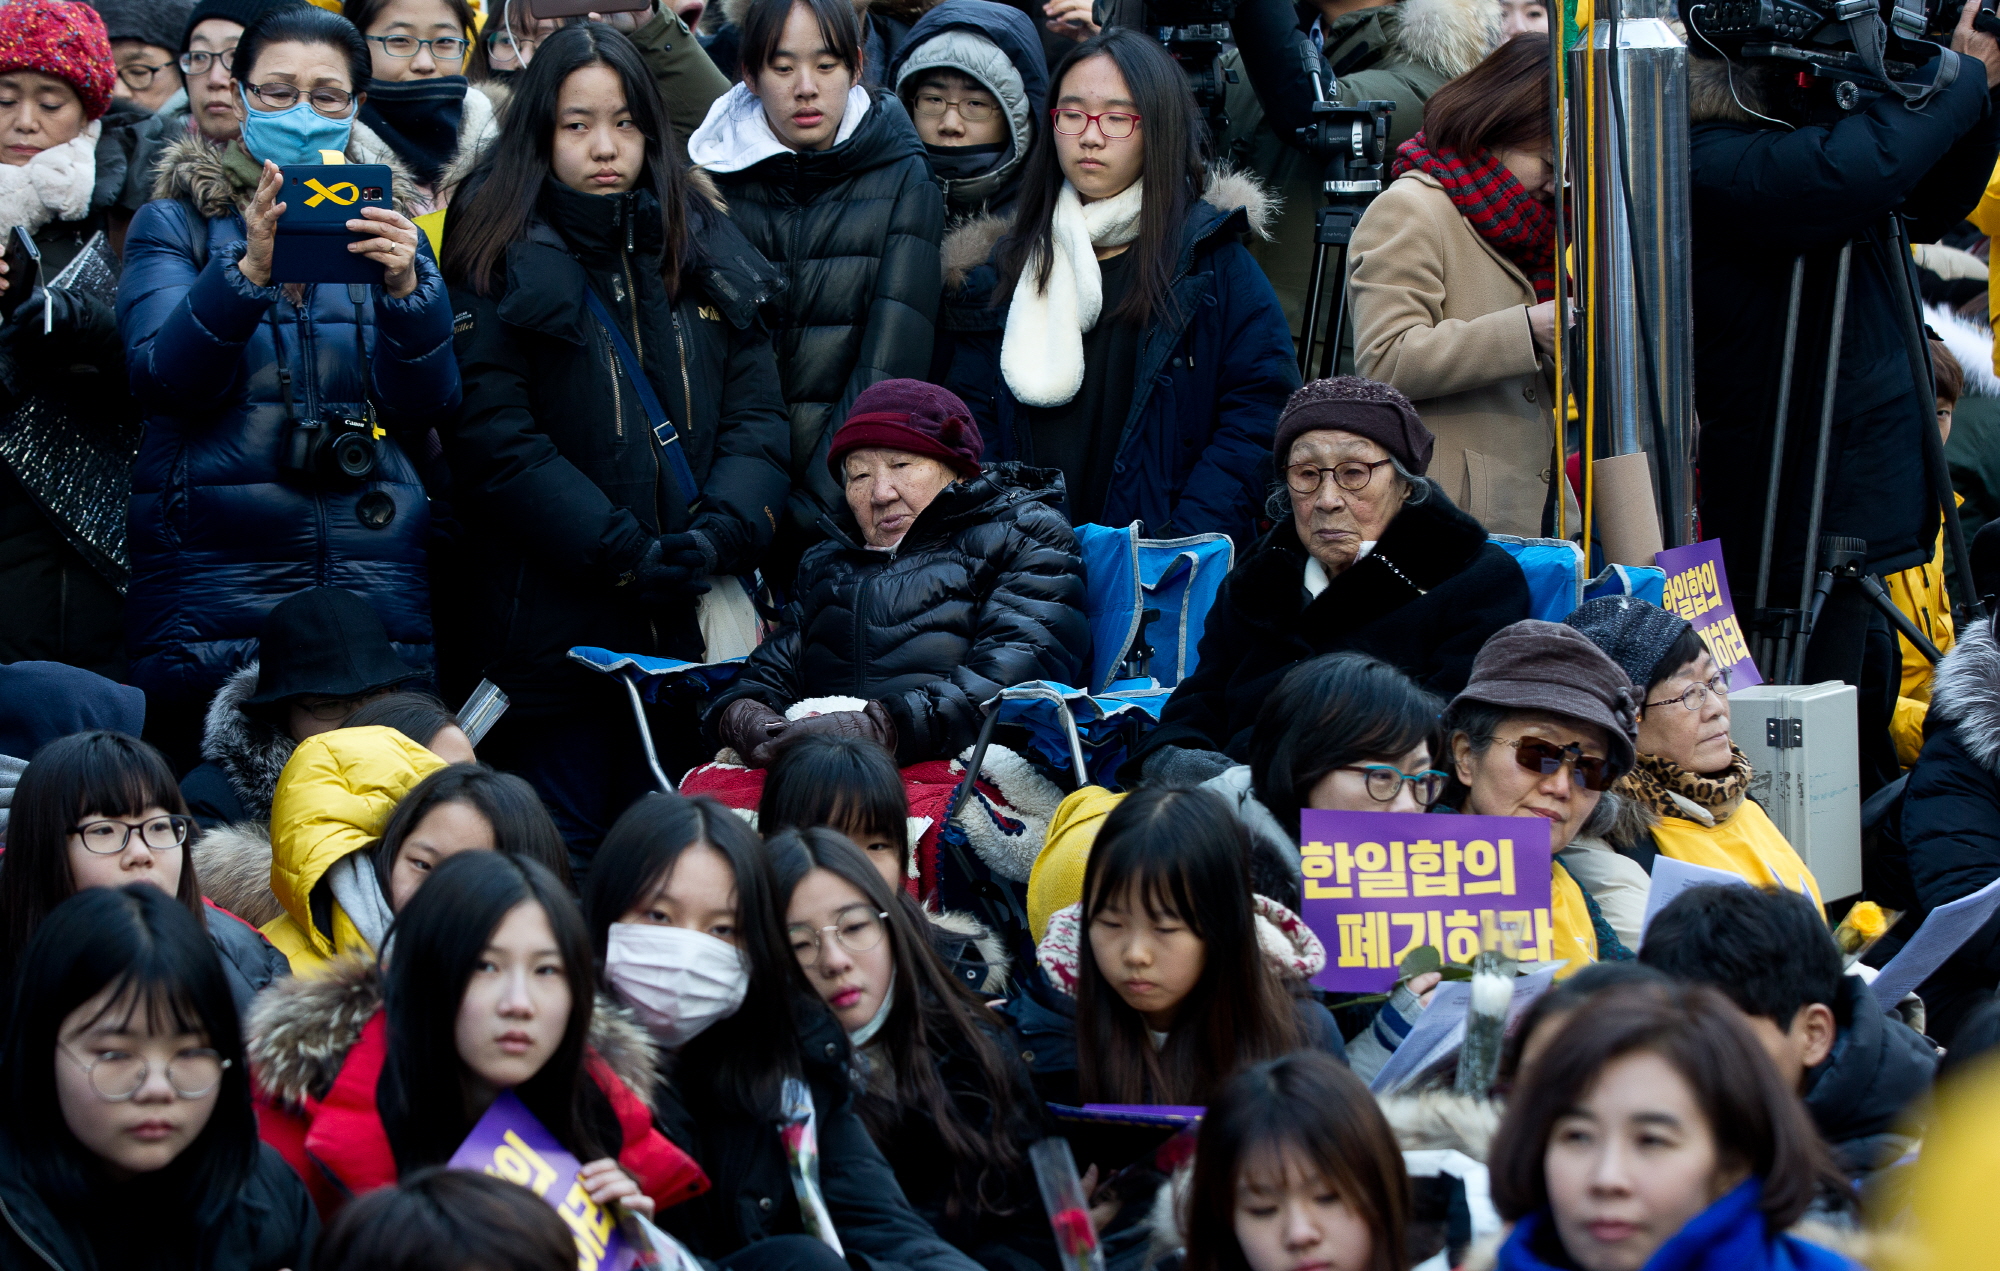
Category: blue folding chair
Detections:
[
  {"x1": 566, "y1": 647, "x2": 745, "y2": 793},
  {"x1": 1585, "y1": 563, "x2": 1668, "y2": 607},
  {"x1": 1489, "y1": 535, "x2": 1587, "y2": 622}
]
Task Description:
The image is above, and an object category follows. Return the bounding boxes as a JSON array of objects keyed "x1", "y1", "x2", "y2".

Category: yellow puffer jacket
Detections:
[
  {"x1": 1027, "y1": 786, "x2": 1125, "y2": 942},
  {"x1": 1884, "y1": 504, "x2": 1959, "y2": 767},
  {"x1": 1550, "y1": 859, "x2": 1598, "y2": 979},
  {"x1": 1650, "y1": 799, "x2": 1824, "y2": 908},
  {"x1": 261, "y1": 726, "x2": 446, "y2": 975}
]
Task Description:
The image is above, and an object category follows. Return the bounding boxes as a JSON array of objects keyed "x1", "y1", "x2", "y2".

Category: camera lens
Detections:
[{"x1": 331, "y1": 432, "x2": 378, "y2": 480}]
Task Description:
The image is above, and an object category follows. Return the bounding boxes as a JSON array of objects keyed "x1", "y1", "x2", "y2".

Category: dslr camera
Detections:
[{"x1": 281, "y1": 410, "x2": 381, "y2": 483}]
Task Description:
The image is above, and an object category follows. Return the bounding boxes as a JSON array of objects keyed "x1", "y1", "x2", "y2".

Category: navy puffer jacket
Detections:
[
  {"x1": 117, "y1": 135, "x2": 460, "y2": 707},
  {"x1": 935, "y1": 170, "x2": 1299, "y2": 550}
]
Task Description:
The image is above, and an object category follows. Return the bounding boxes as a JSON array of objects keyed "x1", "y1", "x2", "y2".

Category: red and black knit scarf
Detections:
[{"x1": 1391, "y1": 132, "x2": 1556, "y2": 302}]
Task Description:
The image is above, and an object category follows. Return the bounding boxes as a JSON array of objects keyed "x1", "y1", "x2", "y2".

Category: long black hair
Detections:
[
  {"x1": 0, "y1": 731, "x2": 205, "y2": 982},
  {"x1": 369, "y1": 763, "x2": 574, "y2": 899},
  {"x1": 1247, "y1": 653, "x2": 1444, "y2": 837},
  {"x1": 1077, "y1": 787, "x2": 1301, "y2": 1104},
  {"x1": 234, "y1": 3, "x2": 372, "y2": 97},
  {"x1": 315, "y1": 1167, "x2": 576, "y2": 1271},
  {"x1": 995, "y1": 28, "x2": 1205, "y2": 330},
  {"x1": 582, "y1": 794, "x2": 803, "y2": 1115},
  {"x1": 4, "y1": 886, "x2": 258, "y2": 1240},
  {"x1": 376, "y1": 852, "x2": 616, "y2": 1173},
  {"x1": 760, "y1": 736, "x2": 911, "y2": 880},
  {"x1": 443, "y1": 21, "x2": 690, "y2": 297},
  {"x1": 768, "y1": 828, "x2": 1034, "y2": 1222}
]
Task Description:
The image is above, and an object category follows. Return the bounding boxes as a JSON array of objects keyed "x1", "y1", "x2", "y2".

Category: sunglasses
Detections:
[{"x1": 1501, "y1": 736, "x2": 1616, "y2": 792}]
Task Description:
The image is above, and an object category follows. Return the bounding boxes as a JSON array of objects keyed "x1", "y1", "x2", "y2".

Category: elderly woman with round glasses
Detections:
[
  {"x1": 1567, "y1": 597, "x2": 1823, "y2": 903},
  {"x1": 1133, "y1": 376, "x2": 1530, "y2": 783}
]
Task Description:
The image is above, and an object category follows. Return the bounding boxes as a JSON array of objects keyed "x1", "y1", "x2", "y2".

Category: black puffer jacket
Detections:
[
  {"x1": 1132, "y1": 482, "x2": 1528, "y2": 770},
  {"x1": 1801, "y1": 973, "x2": 1937, "y2": 1178},
  {"x1": 705, "y1": 463, "x2": 1086, "y2": 765},
  {"x1": 687, "y1": 86, "x2": 945, "y2": 535},
  {"x1": 439, "y1": 177, "x2": 790, "y2": 713}
]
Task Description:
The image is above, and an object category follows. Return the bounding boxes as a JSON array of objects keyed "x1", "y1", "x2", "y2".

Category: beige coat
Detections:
[{"x1": 1349, "y1": 170, "x2": 1572, "y2": 536}]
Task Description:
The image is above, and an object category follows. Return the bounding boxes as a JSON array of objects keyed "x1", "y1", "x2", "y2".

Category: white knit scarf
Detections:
[
  {"x1": 0, "y1": 120, "x2": 101, "y2": 237},
  {"x1": 1000, "y1": 178, "x2": 1143, "y2": 407}
]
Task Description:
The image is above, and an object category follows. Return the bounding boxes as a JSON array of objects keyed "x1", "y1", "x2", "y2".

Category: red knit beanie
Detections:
[
  {"x1": 0, "y1": 0, "x2": 116, "y2": 122},
  {"x1": 828, "y1": 379, "x2": 985, "y2": 480}
]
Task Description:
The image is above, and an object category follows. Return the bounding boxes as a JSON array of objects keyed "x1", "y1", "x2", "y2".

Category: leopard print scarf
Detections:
[{"x1": 1616, "y1": 746, "x2": 1754, "y2": 826}]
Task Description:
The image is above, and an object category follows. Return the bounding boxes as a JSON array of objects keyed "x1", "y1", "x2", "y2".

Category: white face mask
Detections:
[{"x1": 605, "y1": 922, "x2": 751, "y2": 1049}]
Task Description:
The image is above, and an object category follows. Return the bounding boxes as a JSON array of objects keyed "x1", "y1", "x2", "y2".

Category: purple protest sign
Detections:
[
  {"x1": 1654, "y1": 539, "x2": 1763, "y2": 689},
  {"x1": 1299, "y1": 810, "x2": 1553, "y2": 994},
  {"x1": 450, "y1": 1090, "x2": 630, "y2": 1271}
]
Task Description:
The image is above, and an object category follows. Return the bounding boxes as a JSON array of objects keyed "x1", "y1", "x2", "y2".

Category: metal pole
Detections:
[
  {"x1": 1790, "y1": 242, "x2": 1854, "y2": 686},
  {"x1": 1752, "y1": 258, "x2": 1807, "y2": 674}
]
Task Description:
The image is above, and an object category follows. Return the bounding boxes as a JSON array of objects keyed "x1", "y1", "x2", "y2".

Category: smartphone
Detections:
[
  {"x1": 271, "y1": 164, "x2": 395, "y2": 285},
  {"x1": 525, "y1": 0, "x2": 649, "y2": 20},
  {"x1": 0, "y1": 226, "x2": 40, "y2": 320}
]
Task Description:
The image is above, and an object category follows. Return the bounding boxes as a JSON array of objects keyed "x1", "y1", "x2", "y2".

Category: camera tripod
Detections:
[{"x1": 1292, "y1": 44, "x2": 1394, "y2": 380}]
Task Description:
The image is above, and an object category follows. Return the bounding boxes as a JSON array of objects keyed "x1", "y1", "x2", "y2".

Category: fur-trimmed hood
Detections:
[
  {"x1": 1930, "y1": 303, "x2": 2000, "y2": 398},
  {"x1": 197, "y1": 819, "x2": 282, "y2": 928},
  {"x1": 1366, "y1": 0, "x2": 1502, "y2": 82},
  {"x1": 940, "y1": 165, "x2": 1279, "y2": 288},
  {"x1": 1928, "y1": 613, "x2": 2000, "y2": 774},
  {"x1": 1035, "y1": 894, "x2": 1326, "y2": 996},
  {"x1": 248, "y1": 955, "x2": 662, "y2": 1109},
  {"x1": 349, "y1": 78, "x2": 505, "y2": 204},
  {"x1": 925, "y1": 906, "x2": 1012, "y2": 993},
  {"x1": 197, "y1": 663, "x2": 295, "y2": 824},
  {"x1": 150, "y1": 122, "x2": 424, "y2": 220}
]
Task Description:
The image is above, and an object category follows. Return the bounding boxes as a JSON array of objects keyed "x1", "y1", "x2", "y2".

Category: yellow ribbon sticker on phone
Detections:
[{"x1": 302, "y1": 178, "x2": 360, "y2": 207}]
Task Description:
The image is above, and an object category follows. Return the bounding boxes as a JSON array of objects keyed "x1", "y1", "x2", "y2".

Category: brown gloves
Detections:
[{"x1": 717, "y1": 697, "x2": 899, "y2": 768}]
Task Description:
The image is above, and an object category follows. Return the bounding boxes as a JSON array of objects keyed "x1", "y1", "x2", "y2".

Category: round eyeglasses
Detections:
[
  {"x1": 914, "y1": 92, "x2": 997, "y2": 122},
  {"x1": 788, "y1": 909, "x2": 888, "y2": 967},
  {"x1": 118, "y1": 60, "x2": 175, "y2": 89},
  {"x1": 1339, "y1": 764, "x2": 1449, "y2": 807},
  {"x1": 1287, "y1": 459, "x2": 1394, "y2": 494},
  {"x1": 70, "y1": 816, "x2": 191, "y2": 855},
  {"x1": 1644, "y1": 668, "x2": 1731, "y2": 713},
  {"x1": 486, "y1": 30, "x2": 536, "y2": 67},
  {"x1": 177, "y1": 48, "x2": 235, "y2": 75},
  {"x1": 1051, "y1": 107, "x2": 1140, "y2": 139},
  {"x1": 367, "y1": 34, "x2": 468, "y2": 60},
  {"x1": 60, "y1": 1046, "x2": 230, "y2": 1101}
]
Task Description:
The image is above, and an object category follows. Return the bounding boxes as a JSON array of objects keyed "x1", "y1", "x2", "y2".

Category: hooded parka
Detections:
[
  {"x1": 258, "y1": 727, "x2": 446, "y2": 976},
  {"x1": 886, "y1": 0, "x2": 1048, "y2": 221},
  {"x1": 249, "y1": 957, "x2": 709, "y2": 1220},
  {"x1": 0, "y1": 1122, "x2": 318, "y2": 1271},
  {"x1": 704, "y1": 462, "x2": 1086, "y2": 766},
  {"x1": 440, "y1": 177, "x2": 790, "y2": 713},
  {"x1": 118, "y1": 136, "x2": 461, "y2": 711},
  {"x1": 936, "y1": 173, "x2": 1299, "y2": 547},
  {"x1": 687, "y1": 86, "x2": 946, "y2": 537},
  {"x1": 1132, "y1": 481, "x2": 1529, "y2": 768},
  {"x1": 1688, "y1": 51, "x2": 2000, "y2": 599},
  {"x1": 1799, "y1": 973, "x2": 1938, "y2": 1178}
]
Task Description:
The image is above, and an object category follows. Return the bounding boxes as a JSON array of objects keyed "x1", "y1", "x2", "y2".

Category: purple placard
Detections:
[
  {"x1": 450, "y1": 1090, "x2": 630, "y2": 1271},
  {"x1": 1300, "y1": 810, "x2": 1553, "y2": 993},
  {"x1": 1654, "y1": 539, "x2": 1763, "y2": 689}
]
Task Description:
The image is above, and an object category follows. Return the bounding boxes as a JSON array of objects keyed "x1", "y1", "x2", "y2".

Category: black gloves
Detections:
[
  {"x1": 717, "y1": 698, "x2": 901, "y2": 768},
  {"x1": 7, "y1": 287, "x2": 108, "y2": 341},
  {"x1": 624, "y1": 532, "x2": 711, "y2": 608}
]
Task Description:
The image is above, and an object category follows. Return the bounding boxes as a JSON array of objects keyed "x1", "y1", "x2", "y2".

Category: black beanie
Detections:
[
  {"x1": 91, "y1": 0, "x2": 192, "y2": 52},
  {"x1": 180, "y1": 0, "x2": 296, "y2": 51}
]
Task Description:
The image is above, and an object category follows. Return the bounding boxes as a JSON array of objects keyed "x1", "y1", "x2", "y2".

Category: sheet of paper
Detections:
[
  {"x1": 1638, "y1": 856, "x2": 1751, "y2": 948},
  {"x1": 1871, "y1": 875, "x2": 2000, "y2": 1011},
  {"x1": 1368, "y1": 966, "x2": 1558, "y2": 1094}
]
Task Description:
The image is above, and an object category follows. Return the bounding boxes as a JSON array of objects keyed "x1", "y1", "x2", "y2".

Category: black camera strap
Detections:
[
  {"x1": 1838, "y1": 0, "x2": 1957, "y2": 106},
  {"x1": 264, "y1": 288, "x2": 377, "y2": 430}
]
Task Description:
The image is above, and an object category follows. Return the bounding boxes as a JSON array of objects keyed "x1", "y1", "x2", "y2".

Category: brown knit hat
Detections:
[
  {"x1": 1273, "y1": 376, "x2": 1436, "y2": 477},
  {"x1": 1452, "y1": 619, "x2": 1639, "y2": 773}
]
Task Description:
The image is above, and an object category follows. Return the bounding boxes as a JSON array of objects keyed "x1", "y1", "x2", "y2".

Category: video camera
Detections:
[
  {"x1": 1137, "y1": 0, "x2": 1233, "y2": 127},
  {"x1": 1682, "y1": 0, "x2": 1971, "y2": 106}
]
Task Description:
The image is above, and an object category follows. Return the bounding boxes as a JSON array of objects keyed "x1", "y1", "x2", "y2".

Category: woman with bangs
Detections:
[
  {"x1": 1001, "y1": 786, "x2": 1343, "y2": 1109},
  {"x1": 0, "y1": 884, "x2": 317, "y2": 1270},
  {"x1": 0, "y1": 730, "x2": 288, "y2": 1016}
]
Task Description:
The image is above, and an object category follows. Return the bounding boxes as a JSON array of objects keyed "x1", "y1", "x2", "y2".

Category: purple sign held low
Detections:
[
  {"x1": 1654, "y1": 539, "x2": 1763, "y2": 689},
  {"x1": 1299, "y1": 810, "x2": 1553, "y2": 994},
  {"x1": 450, "y1": 1090, "x2": 630, "y2": 1271}
]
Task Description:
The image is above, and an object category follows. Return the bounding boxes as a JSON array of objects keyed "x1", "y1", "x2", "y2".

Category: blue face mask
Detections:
[{"x1": 238, "y1": 85, "x2": 356, "y2": 167}]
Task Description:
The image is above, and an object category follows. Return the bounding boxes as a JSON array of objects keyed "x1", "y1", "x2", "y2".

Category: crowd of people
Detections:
[{"x1": 1, "y1": 0, "x2": 2000, "y2": 1263}]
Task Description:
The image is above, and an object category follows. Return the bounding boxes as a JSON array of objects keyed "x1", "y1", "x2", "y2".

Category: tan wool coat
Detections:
[{"x1": 1348, "y1": 170, "x2": 1571, "y2": 537}]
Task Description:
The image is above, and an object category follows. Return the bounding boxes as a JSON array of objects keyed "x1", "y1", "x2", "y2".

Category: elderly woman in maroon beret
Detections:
[
  {"x1": 707, "y1": 380, "x2": 1088, "y2": 767},
  {"x1": 1132, "y1": 375, "x2": 1533, "y2": 783}
]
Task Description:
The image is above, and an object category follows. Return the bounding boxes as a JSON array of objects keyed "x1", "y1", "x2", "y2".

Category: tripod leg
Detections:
[
  {"x1": 1857, "y1": 574, "x2": 1945, "y2": 666},
  {"x1": 1789, "y1": 242, "x2": 1854, "y2": 686},
  {"x1": 1316, "y1": 243, "x2": 1349, "y2": 382},
  {"x1": 1791, "y1": 568, "x2": 1841, "y2": 686},
  {"x1": 1299, "y1": 237, "x2": 1331, "y2": 381},
  {"x1": 1754, "y1": 257, "x2": 1806, "y2": 628}
]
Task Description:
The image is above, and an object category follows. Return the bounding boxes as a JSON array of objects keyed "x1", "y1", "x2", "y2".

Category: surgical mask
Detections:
[
  {"x1": 238, "y1": 85, "x2": 356, "y2": 167},
  {"x1": 605, "y1": 922, "x2": 750, "y2": 1049}
]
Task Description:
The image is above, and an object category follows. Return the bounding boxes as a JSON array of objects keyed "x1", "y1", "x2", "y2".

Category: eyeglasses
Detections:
[
  {"x1": 118, "y1": 60, "x2": 175, "y2": 88},
  {"x1": 70, "y1": 816, "x2": 192, "y2": 855},
  {"x1": 1500, "y1": 736, "x2": 1616, "y2": 792},
  {"x1": 245, "y1": 82, "x2": 355, "y2": 115},
  {"x1": 1339, "y1": 764, "x2": 1449, "y2": 807},
  {"x1": 294, "y1": 695, "x2": 364, "y2": 721},
  {"x1": 1287, "y1": 459, "x2": 1394, "y2": 494},
  {"x1": 1644, "y1": 668, "x2": 1731, "y2": 713},
  {"x1": 60, "y1": 1045, "x2": 230, "y2": 1101},
  {"x1": 367, "y1": 34, "x2": 468, "y2": 60},
  {"x1": 914, "y1": 92, "x2": 997, "y2": 122},
  {"x1": 485, "y1": 31, "x2": 536, "y2": 67},
  {"x1": 787, "y1": 909, "x2": 888, "y2": 967},
  {"x1": 177, "y1": 48, "x2": 235, "y2": 75},
  {"x1": 1051, "y1": 107, "x2": 1141, "y2": 139}
]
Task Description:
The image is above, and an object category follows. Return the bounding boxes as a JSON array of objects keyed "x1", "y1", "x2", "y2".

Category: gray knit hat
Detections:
[
  {"x1": 1453, "y1": 620, "x2": 1639, "y2": 773},
  {"x1": 1565, "y1": 596, "x2": 1694, "y2": 696},
  {"x1": 90, "y1": 0, "x2": 192, "y2": 52}
]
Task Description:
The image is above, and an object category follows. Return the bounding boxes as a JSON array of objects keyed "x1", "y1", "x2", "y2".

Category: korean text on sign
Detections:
[
  {"x1": 1654, "y1": 539, "x2": 1763, "y2": 689},
  {"x1": 450, "y1": 1090, "x2": 630, "y2": 1271},
  {"x1": 1297, "y1": 810, "x2": 1554, "y2": 993}
]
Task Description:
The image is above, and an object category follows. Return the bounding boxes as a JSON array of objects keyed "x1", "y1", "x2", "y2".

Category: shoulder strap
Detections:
[{"x1": 583, "y1": 286, "x2": 699, "y2": 508}]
